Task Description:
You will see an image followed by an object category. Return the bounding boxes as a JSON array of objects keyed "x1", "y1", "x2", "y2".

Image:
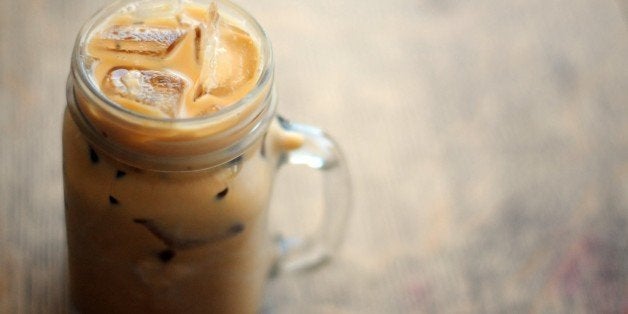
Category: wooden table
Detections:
[{"x1": 1, "y1": 0, "x2": 627, "y2": 312}]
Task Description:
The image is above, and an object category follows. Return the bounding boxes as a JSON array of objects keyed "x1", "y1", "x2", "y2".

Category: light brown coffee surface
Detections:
[{"x1": 88, "y1": 2, "x2": 260, "y2": 118}]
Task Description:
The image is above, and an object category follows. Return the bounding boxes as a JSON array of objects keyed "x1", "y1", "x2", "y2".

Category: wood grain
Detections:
[{"x1": 1, "y1": 0, "x2": 627, "y2": 313}]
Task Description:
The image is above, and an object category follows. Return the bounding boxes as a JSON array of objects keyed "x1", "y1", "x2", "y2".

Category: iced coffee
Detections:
[
  {"x1": 64, "y1": 1, "x2": 290, "y2": 313},
  {"x1": 64, "y1": 0, "x2": 351, "y2": 313}
]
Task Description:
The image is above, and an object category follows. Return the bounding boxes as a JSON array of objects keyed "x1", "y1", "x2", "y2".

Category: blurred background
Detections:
[{"x1": 1, "y1": 0, "x2": 627, "y2": 313}]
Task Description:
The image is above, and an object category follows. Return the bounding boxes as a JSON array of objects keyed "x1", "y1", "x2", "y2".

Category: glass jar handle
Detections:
[{"x1": 272, "y1": 116, "x2": 352, "y2": 274}]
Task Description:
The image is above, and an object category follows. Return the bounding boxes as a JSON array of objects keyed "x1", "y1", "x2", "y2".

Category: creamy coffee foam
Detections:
[{"x1": 87, "y1": 1, "x2": 260, "y2": 119}]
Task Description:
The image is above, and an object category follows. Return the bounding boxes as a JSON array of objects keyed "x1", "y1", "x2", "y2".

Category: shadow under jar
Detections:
[{"x1": 62, "y1": 1, "x2": 351, "y2": 313}]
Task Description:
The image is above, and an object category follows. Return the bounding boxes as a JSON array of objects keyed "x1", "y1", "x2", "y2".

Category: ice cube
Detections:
[
  {"x1": 103, "y1": 68, "x2": 186, "y2": 117},
  {"x1": 189, "y1": 2, "x2": 219, "y2": 63},
  {"x1": 92, "y1": 25, "x2": 187, "y2": 56},
  {"x1": 193, "y1": 4, "x2": 258, "y2": 100},
  {"x1": 193, "y1": 3, "x2": 222, "y2": 98}
]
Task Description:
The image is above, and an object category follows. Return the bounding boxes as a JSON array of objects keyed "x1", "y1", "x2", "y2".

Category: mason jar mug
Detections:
[{"x1": 62, "y1": 1, "x2": 351, "y2": 313}]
